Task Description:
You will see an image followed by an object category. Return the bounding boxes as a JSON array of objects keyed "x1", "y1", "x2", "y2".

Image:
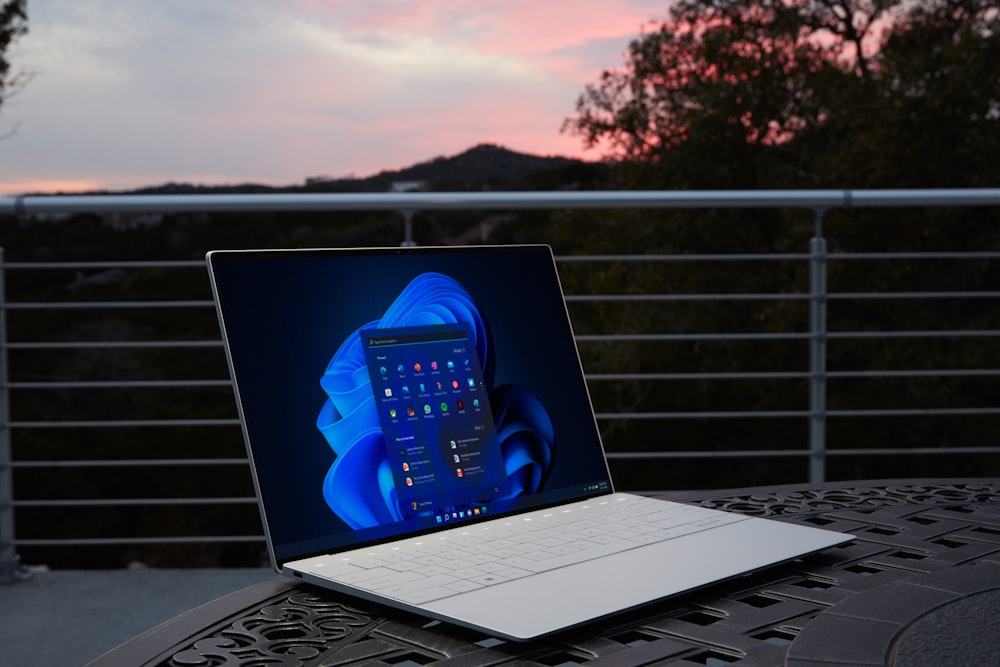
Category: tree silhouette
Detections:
[
  {"x1": 563, "y1": 0, "x2": 999, "y2": 190},
  {"x1": 0, "y1": 0, "x2": 27, "y2": 130},
  {"x1": 557, "y1": 0, "x2": 1000, "y2": 489},
  {"x1": 801, "y1": 0, "x2": 1000, "y2": 188}
]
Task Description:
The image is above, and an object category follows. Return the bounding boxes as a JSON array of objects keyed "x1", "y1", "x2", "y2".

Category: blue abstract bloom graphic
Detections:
[{"x1": 315, "y1": 272, "x2": 555, "y2": 529}]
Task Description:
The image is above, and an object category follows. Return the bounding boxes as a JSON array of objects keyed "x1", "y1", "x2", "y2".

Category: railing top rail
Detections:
[
  {"x1": 4, "y1": 251, "x2": 999, "y2": 272},
  {"x1": 3, "y1": 189, "x2": 1000, "y2": 215}
]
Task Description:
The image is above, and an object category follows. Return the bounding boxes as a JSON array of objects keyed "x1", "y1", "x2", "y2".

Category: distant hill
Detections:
[
  {"x1": 131, "y1": 144, "x2": 608, "y2": 196},
  {"x1": 329, "y1": 143, "x2": 586, "y2": 191}
]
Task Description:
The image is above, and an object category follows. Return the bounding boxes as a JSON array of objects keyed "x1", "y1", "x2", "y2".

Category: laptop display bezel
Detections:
[{"x1": 207, "y1": 244, "x2": 614, "y2": 569}]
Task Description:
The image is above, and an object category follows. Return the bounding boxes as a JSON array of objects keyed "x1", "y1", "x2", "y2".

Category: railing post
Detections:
[
  {"x1": 400, "y1": 209, "x2": 417, "y2": 247},
  {"x1": 808, "y1": 210, "x2": 828, "y2": 483},
  {"x1": 0, "y1": 247, "x2": 26, "y2": 582}
]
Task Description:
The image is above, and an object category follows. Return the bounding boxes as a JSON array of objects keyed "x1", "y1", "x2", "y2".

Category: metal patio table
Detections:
[{"x1": 88, "y1": 479, "x2": 1000, "y2": 666}]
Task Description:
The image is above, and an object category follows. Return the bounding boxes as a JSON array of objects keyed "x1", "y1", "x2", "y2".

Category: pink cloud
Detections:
[
  {"x1": 0, "y1": 178, "x2": 107, "y2": 196},
  {"x1": 4, "y1": 0, "x2": 653, "y2": 192},
  {"x1": 290, "y1": 0, "x2": 661, "y2": 59}
]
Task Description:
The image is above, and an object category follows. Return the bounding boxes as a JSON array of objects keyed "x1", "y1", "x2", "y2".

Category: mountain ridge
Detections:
[{"x1": 128, "y1": 143, "x2": 605, "y2": 196}]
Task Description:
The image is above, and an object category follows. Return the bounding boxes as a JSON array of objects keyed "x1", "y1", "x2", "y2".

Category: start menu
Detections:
[{"x1": 363, "y1": 323, "x2": 511, "y2": 521}]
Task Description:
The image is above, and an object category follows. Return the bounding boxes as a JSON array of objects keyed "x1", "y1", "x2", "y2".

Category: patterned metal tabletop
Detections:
[{"x1": 89, "y1": 479, "x2": 1000, "y2": 667}]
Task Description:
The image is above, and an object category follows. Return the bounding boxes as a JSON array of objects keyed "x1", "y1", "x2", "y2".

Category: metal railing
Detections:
[{"x1": 1, "y1": 188, "x2": 999, "y2": 577}]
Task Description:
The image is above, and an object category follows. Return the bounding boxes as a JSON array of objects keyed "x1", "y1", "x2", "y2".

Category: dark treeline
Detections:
[{"x1": 554, "y1": 0, "x2": 1000, "y2": 490}]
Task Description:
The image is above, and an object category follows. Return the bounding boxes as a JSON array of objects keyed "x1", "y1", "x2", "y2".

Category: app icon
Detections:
[
  {"x1": 397, "y1": 364, "x2": 404, "y2": 373},
  {"x1": 473, "y1": 398, "x2": 480, "y2": 408},
  {"x1": 414, "y1": 363, "x2": 422, "y2": 372},
  {"x1": 419, "y1": 383, "x2": 426, "y2": 392},
  {"x1": 449, "y1": 440, "x2": 457, "y2": 449},
  {"x1": 405, "y1": 477, "x2": 413, "y2": 486},
  {"x1": 379, "y1": 366, "x2": 388, "y2": 376},
  {"x1": 389, "y1": 409, "x2": 397, "y2": 418},
  {"x1": 384, "y1": 388, "x2": 393, "y2": 397},
  {"x1": 453, "y1": 454, "x2": 460, "y2": 463},
  {"x1": 435, "y1": 381, "x2": 443, "y2": 390},
  {"x1": 406, "y1": 407, "x2": 415, "y2": 417},
  {"x1": 467, "y1": 378, "x2": 476, "y2": 388},
  {"x1": 456, "y1": 400, "x2": 464, "y2": 410},
  {"x1": 423, "y1": 404, "x2": 432, "y2": 414},
  {"x1": 431, "y1": 361, "x2": 438, "y2": 371},
  {"x1": 452, "y1": 380, "x2": 460, "y2": 389},
  {"x1": 402, "y1": 462, "x2": 409, "y2": 471},
  {"x1": 402, "y1": 385, "x2": 410, "y2": 394},
  {"x1": 447, "y1": 360, "x2": 455, "y2": 370},
  {"x1": 456, "y1": 468, "x2": 463, "y2": 478},
  {"x1": 440, "y1": 402, "x2": 448, "y2": 412}
]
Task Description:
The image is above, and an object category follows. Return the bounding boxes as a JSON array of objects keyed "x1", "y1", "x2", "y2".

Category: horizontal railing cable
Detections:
[
  {"x1": 826, "y1": 330, "x2": 1000, "y2": 339},
  {"x1": 608, "y1": 445, "x2": 1000, "y2": 459},
  {"x1": 829, "y1": 291, "x2": 1000, "y2": 300},
  {"x1": 587, "y1": 371, "x2": 811, "y2": 380},
  {"x1": 8, "y1": 419, "x2": 241, "y2": 428},
  {"x1": 8, "y1": 380, "x2": 233, "y2": 389},
  {"x1": 6, "y1": 300, "x2": 217, "y2": 310},
  {"x1": 555, "y1": 253, "x2": 812, "y2": 262},
  {"x1": 607, "y1": 450, "x2": 811, "y2": 459},
  {"x1": 832, "y1": 251, "x2": 1000, "y2": 260},
  {"x1": 10, "y1": 458, "x2": 249, "y2": 468},
  {"x1": 588, "y1": 369, "x2": 1000, "y2": 380},
  {"x1": 9, "y1": 292, "x2": 995, "y2": 309},
  {"x1": 827, "y1": 446, "x2": 1000, "y2": 456},
  {"x1": 826, "y1": 369, "x2": 1000, "y2": 378},
  {"x1": 13, "y1": 536, "x2": 265, "y2": 547},
  {"x1": 2, "y1": 260, "x2": 207, "y2": 269},
  {"x1": 595, "y1": 410, "x2": 811, "y2": 419},
  {"x1": 566, "y1": 293, "x2": 810, "y2": 302},
  {"x1": 11, "y1": 497, "x2": 257, "y2": 508},
  {"x1": 7, "y1": 249, "x2": 996, "y2": 269},
  {"x1": 6, "y1": 188, "x2": 1000, "y2": 215},
  {"x1": 9, "y1": 331, "x2": 996, "y2": 354},
  {"x1": 827, "y1": 407, "x2": 1000, "y2": 417},
  {"x1": 577, "y1": 332, "x2": 812, "y2": 342},
  {"x1": 7, "y1": 341, "x2": 224, "y2": 350}
]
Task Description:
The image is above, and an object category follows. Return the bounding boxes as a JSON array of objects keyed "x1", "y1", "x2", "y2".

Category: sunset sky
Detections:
[{"x1": 0, "y1": 0, "x2": 668, "y2": 195}]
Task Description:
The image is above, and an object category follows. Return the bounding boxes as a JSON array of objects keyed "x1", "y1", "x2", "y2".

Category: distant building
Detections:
[{"x1": 390, "y1": 181, "x2": 427, "y2": 193}]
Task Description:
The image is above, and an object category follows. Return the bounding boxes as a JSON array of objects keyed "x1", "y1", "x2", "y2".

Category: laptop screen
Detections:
[{"x1": 208, "y1": 245, "x2": 612, "y2": 564}]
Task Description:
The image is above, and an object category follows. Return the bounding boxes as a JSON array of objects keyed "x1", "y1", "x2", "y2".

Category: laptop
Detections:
[{"x1": 207, "y1": 244, "x2": 851, "y2": 641}]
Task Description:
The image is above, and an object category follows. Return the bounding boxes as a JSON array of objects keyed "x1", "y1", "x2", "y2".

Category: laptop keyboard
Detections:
[{"x1": 303, "y1": 494, "x2": 749, "y2": 605}]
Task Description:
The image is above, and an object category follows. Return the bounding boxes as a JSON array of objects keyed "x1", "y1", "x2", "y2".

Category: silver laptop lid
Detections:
[{"x1": 207, "y1": 245, "x2": 612, "y2": 568}]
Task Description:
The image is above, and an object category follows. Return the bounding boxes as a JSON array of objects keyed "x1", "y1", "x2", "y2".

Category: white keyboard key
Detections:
[
  {"x1": 494, "y1": 567, "x2": 533, "y2": 580},
  {"x1": 354, "y1": 569, "x2": 424, "y2": 590},
  {"x1": 470, "y1": 572, "x2": 510, "y2": 586},
  {"x1": 336, "y1": 566, "x2": 399, "y2": 584}
]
